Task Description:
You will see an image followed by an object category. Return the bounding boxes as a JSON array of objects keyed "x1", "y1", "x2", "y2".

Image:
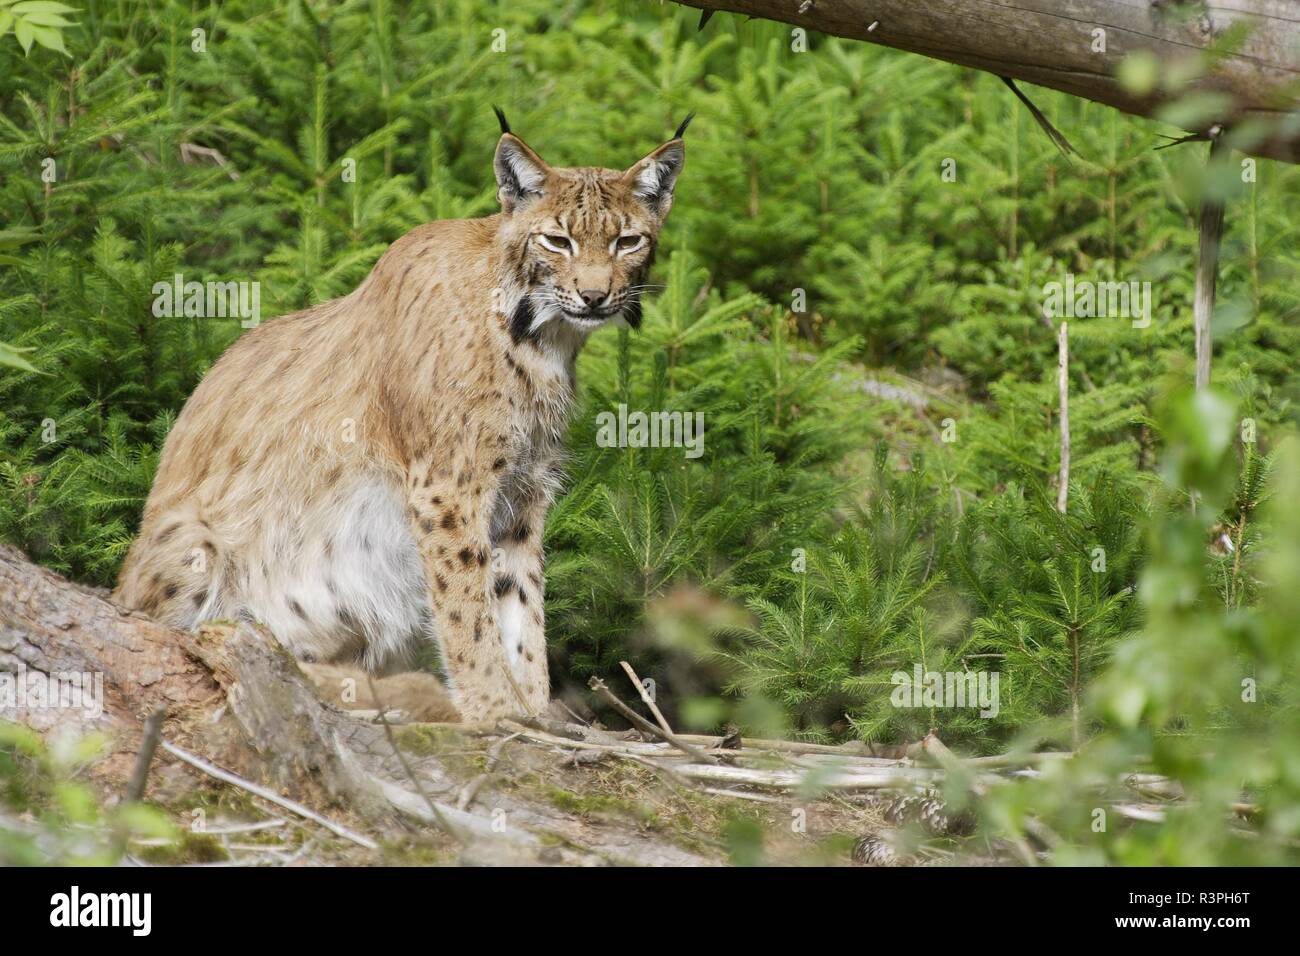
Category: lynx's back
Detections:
[{"x1": 115, "y1": 218, "x2": 502, "y2": 670}]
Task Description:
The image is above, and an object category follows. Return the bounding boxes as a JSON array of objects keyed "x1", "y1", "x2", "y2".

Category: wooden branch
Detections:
[
  {"x1": 618, "y1": 659, "x2": 675, "y2": 737},
  {"x1": 111, "y1": 705, "x2": 167, "y2": 859},
  {"x1": 125, "y1": 708, "x2": 166, "y2": 805},
  {"x1": 159, "y1": 739, "x2": 380, "y2": 850},
  {"x1": 672, "y1": 0, "x2": 1300, "y2": 163},
  {"x1": 1058, "y1": 320, "x2": 1070, "y2": 514},
  {"x1": 456, "y1": 731, "x2": 519, "y2": 811},
  {"x1": 656, "y1": 760, "x2": 943, "y2": 791},
  {"x1": 1195, "y1": 134, "x2": 1229, "y2": 390},
  {"x1": 367, "y1": 675, "x2": 465, "y2": 845},
  {"x1": 965, "y1": 750, "x2": 1074, "y2": 769},
  {"x1": 587, "y1": 676, "x2": 718, "y2": 763},
  {"x1": 671, "y1": 732, "x2": 908, "y2": 758},
  {"x1": 178, "y1": 143, "x2": 241, "y2": 181}
]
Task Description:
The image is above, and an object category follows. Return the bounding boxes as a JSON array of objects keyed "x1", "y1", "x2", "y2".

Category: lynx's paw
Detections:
[{"x1": 301, "y1": 663, "x2": 462, "y2": 722}]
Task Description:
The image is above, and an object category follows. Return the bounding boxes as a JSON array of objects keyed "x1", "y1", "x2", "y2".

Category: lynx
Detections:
[{"x1": 114, "y1": 111, "x2": 690, "y2": 721}]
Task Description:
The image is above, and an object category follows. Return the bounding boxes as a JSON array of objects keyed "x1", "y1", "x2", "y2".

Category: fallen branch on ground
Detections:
[
  {"x1": 159, "y1": 739, "x2": 379, "y2": 850},
  {"x1": 587, "y1": 676, "x2": 718, "y2": 764}
]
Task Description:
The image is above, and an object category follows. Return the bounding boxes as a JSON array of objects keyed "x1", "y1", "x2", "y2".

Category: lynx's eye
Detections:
[
  {"x1": 538, "y1": 234, "x2": 575, "y2": 255},
  {"x1": 615, "y1": 234, "x2": 645, "y2": 254}
]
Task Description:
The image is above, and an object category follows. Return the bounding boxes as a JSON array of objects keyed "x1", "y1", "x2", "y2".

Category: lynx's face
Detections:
[{"x1": 493, "y1": 121, "x2": 686, "y2": 342}]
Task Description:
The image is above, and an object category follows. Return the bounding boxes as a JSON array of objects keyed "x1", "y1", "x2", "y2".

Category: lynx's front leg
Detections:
[
  {"x1": 406, "y1": 464, "x2": 520, "y2": 721},
  {"x1": 491, "y1": 486, "x2": 552, "y2": 714}
]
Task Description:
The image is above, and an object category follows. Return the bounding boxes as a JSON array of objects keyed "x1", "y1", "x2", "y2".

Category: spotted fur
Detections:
[{"x1": 114, "y1": 117, "x2": 688, "y2": 721}]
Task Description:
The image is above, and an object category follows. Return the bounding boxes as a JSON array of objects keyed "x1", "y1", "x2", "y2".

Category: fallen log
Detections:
[
  {"x1": 671, "y1": 0, "x2": 1300, "y2": 163},
  {"x1": 0, "y1": 546, "x2": 714, "y2": 865},
  {"x1": 0, "y1": 544, "x2": 226, "y2": 787}
]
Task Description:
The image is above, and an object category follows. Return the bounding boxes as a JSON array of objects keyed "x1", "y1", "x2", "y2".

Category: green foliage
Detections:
[
  {"x1": 726, "y1": 455, "x2": 955, "y2": 743},
  {"x1": 721, "y1": 449, "x2": 1145, "y2": 750},
  {"x1": 954, "y1": 474, "x2": 1145, "y2": 748},
  {"x1": 1, "y1": 0, "x2": 1298, "y2": 864},
  {"x1": 0, "y1": 721, "x2": 176, "y2": 864},
  {"x1": 0, "y1": 1, "x2": 77, "y2": 56},
  {"x1": 546, "y1": 250, "x2": 871, "y2": 692},
  {"x1": 987, "y1": 391, "x2": 1299, "y2": 864}
]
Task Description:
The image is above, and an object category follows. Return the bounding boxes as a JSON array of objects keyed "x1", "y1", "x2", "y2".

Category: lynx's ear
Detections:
[
  {"x1": 623, "y1": 118, "x2": 690, "y2": 220},
  {"x1": 493, "y1": 110, "x2": 550, "y2": 214}
]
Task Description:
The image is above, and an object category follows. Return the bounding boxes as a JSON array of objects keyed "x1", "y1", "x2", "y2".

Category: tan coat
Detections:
[{"x1": 115, "y1": 123, "x2": 687, "y2": 721}]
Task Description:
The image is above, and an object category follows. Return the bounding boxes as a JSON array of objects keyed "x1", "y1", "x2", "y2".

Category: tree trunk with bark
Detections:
[
  {"x1": 676, "y1": 0, "x2": 1300, "y2": 163},
  {"x1": 0, "y1": 545, "x2": 716, "y2": 865}
]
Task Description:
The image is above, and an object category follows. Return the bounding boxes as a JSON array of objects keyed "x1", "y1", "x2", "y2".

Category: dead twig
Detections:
[
  {"x1": 199, "y1": 819, "x2": 289, "y2": 836},
  {"x1": 587, "y1": 676, "x2": 717, "y2": 764},
  {"x1": 965, "y1": 750, "x2": 1074, "y2": 769},
  {"x1": 499, "y1": 662, "x2": 537, "y2": 718},
  {"x1": 1057, "y1": 320, "x2": 1070, "y2": 514},
  {"x1": 1194, "y1": 131, "x2": 1228, "y2": 392},
  {"x1": 456, "y1": 731, "x2": 521, "y2": 811},
  {"x1": 655, "y1": 760, "x2": 943, "y2": 792},
  {"x1": 618, "y1": 660, "x2": 675, "y2": 738},
  {"x1": 112, "y1": 707, "x2": 167, "y2": 859},
  {"x1": 179, "y1": 142, "x2": 241, "y2": 181},
  {"x1": 670, "y1": 733, "x2": 898, "y2": 758},
  {"x1": 368, "y1": 676, "x2": 467, "y2": 845},
  {"x1": 509, "y1": 715, "x2": 607, "y2": 741},
  {"x1": 160, "y1": 739, "x2": 378, "y2": 850},
  {"x1": 125, "y1": 707, "x2": 166, "y2": 804}
]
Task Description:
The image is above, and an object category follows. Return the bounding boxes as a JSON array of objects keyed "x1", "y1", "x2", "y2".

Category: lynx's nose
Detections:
[{"x1": 578, "y1": 289, "x2": 608, "y2": 309}]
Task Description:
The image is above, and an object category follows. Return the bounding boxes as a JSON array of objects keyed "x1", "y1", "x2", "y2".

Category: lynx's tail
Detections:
[{"x1": 114, "y1": 502, "x2": 234, "y2": 628}]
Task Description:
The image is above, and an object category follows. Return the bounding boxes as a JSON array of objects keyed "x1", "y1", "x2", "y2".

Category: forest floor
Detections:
[{"x1": 113, "y1": 719, "x2": 907, "y2": 867}]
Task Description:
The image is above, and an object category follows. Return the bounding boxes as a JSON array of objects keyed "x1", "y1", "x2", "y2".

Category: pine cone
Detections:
[
  {"x1": 884, "y1": 789, "x2": 975, "y2": 836},
  {"x1": 883, "y1": 793, "x2": 922, "y2": 827},
  {"x1": 917, "y1": 795, "x2": 953, "y2": 837},
  {"x1": 852, "y1": 833, "x2": 901, "y2": 867}
]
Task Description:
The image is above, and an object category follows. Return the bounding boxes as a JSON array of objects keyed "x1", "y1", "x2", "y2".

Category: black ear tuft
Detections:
[
  {"x1": 673, "y1": 112, "x2": 696, "y2": 141},
  {"x1": 493, "y1": 105, "x2": 511, "y2": 135}
]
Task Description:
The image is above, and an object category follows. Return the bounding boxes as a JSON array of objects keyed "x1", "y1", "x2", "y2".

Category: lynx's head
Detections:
[{"x1": 492, "y1": 109, "x2": 689, "y2": 343}]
